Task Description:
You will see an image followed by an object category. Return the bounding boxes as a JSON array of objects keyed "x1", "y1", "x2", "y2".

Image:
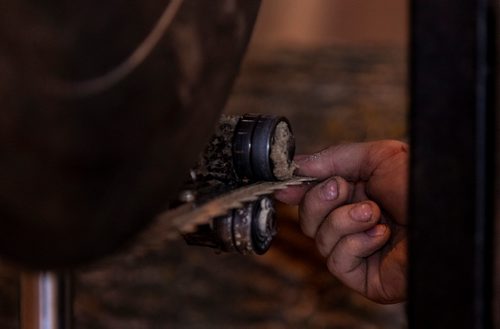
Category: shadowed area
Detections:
[
  {"x1": 0, "y1": 44, "x2": 407, "y2": 328},
  {"x1": 0, "y1": 0, "x2": 259, "y2": 267}
]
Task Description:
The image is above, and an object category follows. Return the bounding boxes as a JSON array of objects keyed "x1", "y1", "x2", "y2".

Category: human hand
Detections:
[{"x1": 275, "y1": 140, "x2": 408, "y2": 304}]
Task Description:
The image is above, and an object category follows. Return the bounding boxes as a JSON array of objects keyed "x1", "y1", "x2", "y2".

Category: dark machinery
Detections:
[
  {"x1": 0, "y1": 0, "x2": 261, "y2": 268},
  {"x1": 181, "y1": 114, "x2": 296, "y2": 255},
  {"x1": 0, "y1": 2, "x2": 263, "y2": 327}
]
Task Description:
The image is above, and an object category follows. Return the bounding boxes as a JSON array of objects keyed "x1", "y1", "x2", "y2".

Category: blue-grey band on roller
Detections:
[{"x1": 232, "y1": 114, "x2": 295, "y2": 181}]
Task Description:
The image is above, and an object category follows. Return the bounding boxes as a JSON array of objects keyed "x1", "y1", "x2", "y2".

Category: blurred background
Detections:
[
  {"x1": 0, "y1": 1, "x2": 409, "y2": 328},
  {"x1": 227, "y1": 0, "x2": 407, "y2": 154}
]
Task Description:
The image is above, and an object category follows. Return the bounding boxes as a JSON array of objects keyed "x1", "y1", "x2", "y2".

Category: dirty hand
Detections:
[{"x1": 275, "y1": 140, "x2": 408, "y2": 304}]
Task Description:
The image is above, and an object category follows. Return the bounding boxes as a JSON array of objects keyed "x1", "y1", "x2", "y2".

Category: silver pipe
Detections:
[{"x1": 20, "y1": 271, "x2": 72, "y2": 329}]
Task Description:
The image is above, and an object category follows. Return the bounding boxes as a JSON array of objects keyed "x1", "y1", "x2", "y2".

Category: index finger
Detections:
[{"x1": 294, "y1": 140, "x2": 408, "y2": 181}]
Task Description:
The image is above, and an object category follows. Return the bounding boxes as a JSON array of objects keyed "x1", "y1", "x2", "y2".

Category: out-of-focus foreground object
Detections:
[
  {"x1": 0, "y1": 0, "x2": 261, "y2": 268},
  {"x1": 20, "y1": 271, "x2": 72, "y2": 329},
  {"x1": 409, "y1": 0, "x2": 498, "y2": 328}
]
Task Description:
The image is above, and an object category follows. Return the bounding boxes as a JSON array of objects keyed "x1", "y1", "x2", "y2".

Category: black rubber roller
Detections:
[
  {"x1": 232, "y1": 114, "x2": 260, "y2": 180},
  {"x1": 232, "y1": 114, "x2": 295, "y2": 181}
]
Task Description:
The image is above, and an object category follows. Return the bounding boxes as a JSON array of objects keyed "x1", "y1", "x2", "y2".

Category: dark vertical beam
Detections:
[{"x1": 409, "y1": 0, "x2": 496, "y2": 328}]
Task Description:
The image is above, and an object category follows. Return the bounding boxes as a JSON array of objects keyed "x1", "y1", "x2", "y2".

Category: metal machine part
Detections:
[
  {"x1": 193, "y1": 113, "x2": 296, "y2": 184},
  {"x1": 180, "y1": 114, "x2": 296, "y2": 255},
  {"x1": 183, "y1": 196, "x2": 276, "y2": 255},
  {"x1": 128, "y1": 176, "x2": 313, "y2": 259},
  {"x1": 233, "y1": 114, "x2": 296, "y2": 181},
  {"x1": 20, "y1": 272, "x2": 73, "y2": 329}
]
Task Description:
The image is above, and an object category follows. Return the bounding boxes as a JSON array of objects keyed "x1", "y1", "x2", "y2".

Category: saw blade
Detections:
[{"x1": 129, "y1": 176, "x2": 315, "y2": 257}]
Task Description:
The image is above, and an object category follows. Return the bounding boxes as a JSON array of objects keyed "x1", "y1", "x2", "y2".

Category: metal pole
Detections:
[
  {"x1": 20, "y1": 272, "x2": 72, "y2": 329},
  {"x1": 409, "y1": 0, "x2": 496, "y2": 328}
]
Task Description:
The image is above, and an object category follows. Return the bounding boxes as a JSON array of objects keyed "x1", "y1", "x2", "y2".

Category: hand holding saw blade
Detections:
[{"x1": 129, "y1": 114, "x2": 315, "y2": 258}]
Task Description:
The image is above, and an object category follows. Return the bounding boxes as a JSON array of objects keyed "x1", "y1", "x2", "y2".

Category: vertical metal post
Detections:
[
  {"x1": 20, "y1": 272, "x2": 72, "y2": 329},
  {"x1": 409, "y1": 0, "x2": 496, "y2": 328}
]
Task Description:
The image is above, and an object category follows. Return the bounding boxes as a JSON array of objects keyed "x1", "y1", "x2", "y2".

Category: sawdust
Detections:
[{"x1": 270, "y1": 121, "x2": 297, "y2": 180}]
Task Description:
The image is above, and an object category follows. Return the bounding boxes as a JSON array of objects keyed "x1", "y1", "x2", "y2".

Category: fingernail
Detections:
[
  {"x1": 366, "y1": 224, "x2": 387, "y2": 237},
  {"x1": 319, "y1": 178, "x2": 338, "y2": 201},
  {"x1": 350, "y1": 203, "x2": 372, "y2": 221}
]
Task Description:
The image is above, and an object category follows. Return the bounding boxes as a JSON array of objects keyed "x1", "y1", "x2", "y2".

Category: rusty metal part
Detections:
[
  {"x1": 192, "y1": 115, "x2": 241, "y2": 183},
  {"x1": 0, "y1": 0, "x2": 261, "y2": 268},
  {"x1": 184, "y1": 196, "x2": 276, "y2": 255},
  {"x1": 180, "y1": 113, "x2": 297, "y2": 255},
  {"x1": 193, "y1": 114, "x2": 296, "y2": 184},
  {"x1": 128, "y1": 176, "x2": 314, "y2": 258},
  {"x1": 172, "y1": 114, "x2": 298, "y2": 255},
  {"x1": 248, "y1": 197, "x2": 276, "y2": 254},
  {"x1": 214, "y1": 196, "x2": 275, "y2": 255},
  {"x1": 233, "y1": 114, "x2": 295, "y2": 181}
]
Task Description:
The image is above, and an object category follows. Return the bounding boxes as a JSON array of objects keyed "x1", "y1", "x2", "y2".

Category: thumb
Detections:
[{"x1": 294, "y1": 141, "x2": 407, "y2": 181}]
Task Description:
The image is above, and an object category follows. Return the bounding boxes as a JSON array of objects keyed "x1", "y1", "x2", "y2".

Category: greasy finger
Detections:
[
  {"x1": 299, "y1": 176, "x2": 353, "y2": 238},
  {"x1": 326, "y1": 225, "x2": 390, "y2": 292},
  {"x1": 294, "y1": 140, "x2": 408, "y2": 181},
  {"x1": 315, "y1": 201, "x2": 381, "y2": 257}
]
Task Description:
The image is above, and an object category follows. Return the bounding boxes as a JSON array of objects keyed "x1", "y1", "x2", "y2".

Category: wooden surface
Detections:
[{"x1": 0, "y1": 45, "x2": 408, "y2": 328}]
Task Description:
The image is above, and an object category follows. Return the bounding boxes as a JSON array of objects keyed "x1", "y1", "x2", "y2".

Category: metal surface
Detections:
[
  {"x1": 20, "y1": 272, "x2": 72, "y2": 329},
  {"x1": 232, "y1": 115, "x2": 258, "y2": 180},
  {"x1": 185, "y1": 196, "x2": 276, "y2": 255},
  {"x1": 233, "y1": 114, "x2": 294, "y2": 181},
  {"x1": 128, "y1": 176, "x2": 314, "y2": 259},
  {"x1": 178, "y1": 114, "x2": 296, "y2": 254},
  {"x1": 249, "y1": 197, "x2": 276, "y2": 254},
  {"x1": 0, "y1": 0, "x2": 261, "y2": 267},
  {"x1": 408, "y1": 0, "x2": 497, "y2": 328}
]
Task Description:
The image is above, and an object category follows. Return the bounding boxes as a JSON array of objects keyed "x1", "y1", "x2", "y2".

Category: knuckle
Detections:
[
  {"x1": 315, "y1": 231, "x2": 330, "y2": 257},
  {"x1": 333, "y1": 176, "x2": 351, "y2": 201},
  {"x1": 300, "y1": 189, "x2": 319, "y2": 217},
  {"x1": 326, "y1": 254, "x2": 341, "y2": 276},
  {"x1": 327, "y1": 246, "x2": 363, "y2": 276},
  {"x1": 342, "y1": 234, "x2": 357, "y2": 248},
  {"x1": 298, "y1": 215, "x2": 315, "y2": 238},
  {"x1": 324, "y1": 212, "x2": 337, "y2": 232},
  {"x1": 315, "y1": 213, "x2": 340, "y2": 257}
]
